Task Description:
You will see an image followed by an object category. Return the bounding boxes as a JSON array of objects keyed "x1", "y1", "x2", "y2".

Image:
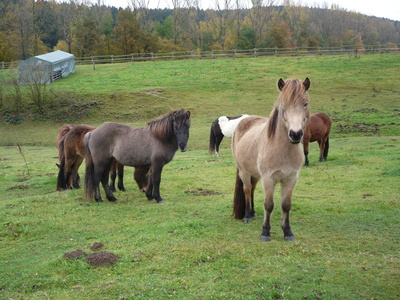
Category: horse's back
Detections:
[
  {"x1": 307, "y1": 113, "x2": 332, "y2": 142},
  {"x1": 219, "y1": 114, "x2": 249, "y2": 137},
  {"x1": 233, "y1": 116, "x2": 267, "y2": 143},
  {"x1": 232, "y1": 116, "x2": 268, "y2": 174}
]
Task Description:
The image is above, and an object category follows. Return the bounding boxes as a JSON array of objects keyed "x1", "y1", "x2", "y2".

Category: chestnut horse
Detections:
[
  {"x1": 209, "y1": 114, "x2": 249, "y2": 157},
  {"x1": 303, "y1": 112, "x2": 332, "y2": 166},
  {"x1": 84, "y1": 109, "x2": 191, "y2": 203},
  {"x1": 232, "y1": 78, "x2": 311, "y2": 242}
]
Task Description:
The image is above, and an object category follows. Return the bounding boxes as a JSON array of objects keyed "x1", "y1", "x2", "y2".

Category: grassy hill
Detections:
[{"x1": 0, "y1": 54, "x2": 399, "y2": 299}]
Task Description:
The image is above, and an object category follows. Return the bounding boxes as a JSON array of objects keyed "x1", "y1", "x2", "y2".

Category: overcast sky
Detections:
[{"x1": 100, "y1": 0, "x2": 399, "y2": 21}]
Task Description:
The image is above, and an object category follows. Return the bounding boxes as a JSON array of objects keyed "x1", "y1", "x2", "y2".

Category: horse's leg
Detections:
[
  {"x1": 64, "y1": 158, "x2": 74, "y2": 189},
  {"x1": 250, "y1": 176, "x2": 258, "y2": 217},
  {"x1": 117, "y1": 163, "x2": 125, "y2": 191},
  {"x1": 100, "y1": 162, "x2": 117, "y2": 202},
  {"x1": 317, "y1": 139, "x2": 324, "y2": 162},
  {"x1": 239, "y1": 171, "x2": 254, "y2": 223},
  {"x1": 148, "y1": 163, "x2": 164, "y2": 203},
  {"x1": 280, "y1": 178, "x2": 298, "y2": 241},
  {"x1": 303, "y1": 140, "x2": 310, "y2": 166},
  {"x1": 109, "y1": 161, "x2": 117, "y2": 192},
  {"x1": 71, "y1": 157, "x2": 83, "y2": 189},
  {"x1": 260, "y1": 180, "x2": 275, "y2": 242},
  {"x1": 215, "y1": 134, "x2": 224, "y2": 158}
]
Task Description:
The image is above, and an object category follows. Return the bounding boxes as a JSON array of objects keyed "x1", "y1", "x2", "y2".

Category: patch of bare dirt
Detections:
[
  {"x1": 6, "y1": 185, "x2": 29, "y2": 191},
  {"x1": 184, "y1": 188, "x2": 220, "y2": 196}
]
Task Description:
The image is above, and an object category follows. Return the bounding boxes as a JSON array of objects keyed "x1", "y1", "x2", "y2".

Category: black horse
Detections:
[{"x1": 84, "y1": 109, "x2": 191, "y2": 203}]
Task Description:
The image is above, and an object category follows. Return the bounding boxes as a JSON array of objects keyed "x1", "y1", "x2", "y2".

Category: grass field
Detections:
[{"x1": 0, "y1": 54, "x2": 399, "y2": 299}]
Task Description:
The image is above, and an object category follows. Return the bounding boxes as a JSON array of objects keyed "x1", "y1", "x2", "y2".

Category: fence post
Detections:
[
  {"x1": 111, "y1": 55, "x2": 114, "y2": 63},
  {"x1": 1, "y1": 61, "x2": 4, "y2": 69}
]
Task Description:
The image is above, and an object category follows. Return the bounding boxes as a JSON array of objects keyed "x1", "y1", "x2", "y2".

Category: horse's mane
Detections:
[
  {"x1": 267, "y1": 79, "x2": 309, "y2": 139},
  {"x1": 148, "y1": 109, "x2": 190, "y2": 142}
]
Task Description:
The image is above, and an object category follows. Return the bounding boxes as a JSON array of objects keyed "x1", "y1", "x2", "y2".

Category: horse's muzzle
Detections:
[{"x1": 289, "y1": 129, "x2": 303, "y2": 144}]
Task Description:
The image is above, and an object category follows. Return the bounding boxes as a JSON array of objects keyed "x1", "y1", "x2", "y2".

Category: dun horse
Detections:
[
  {"x1": 84, "y1": 109, "x2": 191, "y2": 203},
  {"x1": 232, "y1": 78, "x2": 310, "y2": 241},
  {"x1": 303, "y1": 112, "x2": 332, "y2": 166},
  {"x1": 209, "y1": 115, "x2": 249, "y2": 157}
]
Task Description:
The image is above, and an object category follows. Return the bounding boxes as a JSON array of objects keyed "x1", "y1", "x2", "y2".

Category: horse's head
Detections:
[
  {"x1": 276, "y1": 78, "x2": 310, "y2": 144},
  {"x1": 173, "y1": 110, "x2": 191, "y2": 152}
]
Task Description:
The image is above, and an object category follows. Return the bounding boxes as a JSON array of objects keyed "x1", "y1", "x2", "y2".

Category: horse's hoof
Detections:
[
  {"x1": 260, "y1": 235, "x2": 271, "y2": 242},
  {"x1": 108, "y1": 197, "x2": 118, "y2": 202},
  {"x1": 284, "y1": 236, "x2": 295, "y2": 241},
  {"x1": 243, "y1": 218, "x2": 251, "y2": 224},
  {"x1": 157, "y1": 200, "x2": 165, "y2": 204},
  {"x1": 119, "y1": 188, "x2": 126, "y2": 192},
  {"x1": 95, "y1": 199, "x2": 104, "y2": 203}
]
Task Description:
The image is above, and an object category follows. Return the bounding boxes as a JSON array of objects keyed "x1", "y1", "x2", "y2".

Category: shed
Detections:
[{"x1": 18, "y1": 50, "x2": 75, "y2": 84}]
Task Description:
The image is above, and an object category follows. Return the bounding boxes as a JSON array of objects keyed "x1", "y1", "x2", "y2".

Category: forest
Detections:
[{"x1": 1, "y1": 0, "x2": 399, "y2": 61}]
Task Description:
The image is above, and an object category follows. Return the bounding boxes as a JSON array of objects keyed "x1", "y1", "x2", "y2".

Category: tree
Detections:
[
  {"x1": 113, "y1": 9, "x2": 141, "y2": 54},
  {"x1": 73, "y1": 16, "x2": 100, "y2": 57}
]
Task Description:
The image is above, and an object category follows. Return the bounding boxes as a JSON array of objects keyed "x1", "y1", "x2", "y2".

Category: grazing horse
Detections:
[
  {"x1": 84, "y1": 109, "x2": 191, "y2": 203},
  {"x1": 209, "y1": 114, "x2": 249, "y2": 157},
  {"x1": 56, "y1": 124, "x2": 96, "y2": 190},
  {"x1": 56, "y1": 124, "x2": 132, "y2": 191},
  {"x1": 232, "y1": 78, "x2": 311, "y2": 242},
  {"x1": 303, "y1": 112, "x2": 332, "y2": 166}
]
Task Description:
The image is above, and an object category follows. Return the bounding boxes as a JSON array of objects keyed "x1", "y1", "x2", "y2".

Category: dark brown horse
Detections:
[
  {"x1": 56, "y1": 124, "x2": 96, "y2": 190},
  {"x1": 303, "y1": 112, "x2": 332, "y2": 166},
  {"x1": 209, "y1": 114, "x2": 249, "y2": 157},
  {"x1": 84, "y1": 109, "x2": 191, "y2": 203},
  {"x1": 232, "y1": 78, "x2": 311, "y2": 242}
]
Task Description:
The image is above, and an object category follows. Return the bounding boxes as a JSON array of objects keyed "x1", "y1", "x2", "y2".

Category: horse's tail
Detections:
[
  {"x1": 84, "y1": 131, "x2": 95, "y2": 200},
  {"x1": 56, "y1": 138, "x2": 68, "y2": 190},
  {"x1": 233, "y1": 169, "x2": 246, "y2": 219},
  {"x1": 209, "y1": 123, "x2": 216, "y2": 154},
  {"x1": 324, "y1": 137, "x2": 330, "y2": 160}
]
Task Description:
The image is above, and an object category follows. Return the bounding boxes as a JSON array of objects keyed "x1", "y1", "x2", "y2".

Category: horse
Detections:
[
  {"x1": 56, "y1": 124, "x2": 132, "y2": 191},
  {"x1": 303, "y1": 112, "x2": 332, "y2": 166},
  {"x1": 84, "y1": 109, "x2": 191, "y2": 203},
  {"x1": 232, "y1": 78, "x2": 311, "y2": 242},
  {"x1": 209, "y1": 114, "x2": 249, "y2": 157},
  {"x1": 56, "y1": 124, "x2": 96, "y2": 190}
]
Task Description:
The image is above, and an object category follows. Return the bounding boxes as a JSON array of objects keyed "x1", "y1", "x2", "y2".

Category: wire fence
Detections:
[{"x1": 2, "y1": 46, "x2": 399, "y2": 69}]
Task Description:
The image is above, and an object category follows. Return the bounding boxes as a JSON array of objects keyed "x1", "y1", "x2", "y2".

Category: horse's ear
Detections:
[
  {"x1": 278, "y1": 78, "x2": 285, "y2": 91},
  {"x1": 303, "y1": 78, "x2": 310, "y2": 90},
  {"x1": 186, "y1": 111, "x2": 191, "y2": 118}
]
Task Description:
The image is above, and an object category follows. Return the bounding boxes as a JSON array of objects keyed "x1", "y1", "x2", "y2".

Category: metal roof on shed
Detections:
[{"x1": 35, "y1": 50, "x2": 74, "y2": 64}]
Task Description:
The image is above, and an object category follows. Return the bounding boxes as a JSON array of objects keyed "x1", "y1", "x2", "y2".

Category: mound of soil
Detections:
[
  {"x1": 86, "y1": 251, "x2": 120, "y2": 267},
  {"x1": 63, "y1": 249, "x2": 87, "y2": 260},
  {"x1": 90, "y1": 242, "x2": 104, "y2": 251}
]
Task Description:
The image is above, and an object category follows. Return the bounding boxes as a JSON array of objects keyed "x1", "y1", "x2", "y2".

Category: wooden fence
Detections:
[{"x1": 2, "y1": 46, "x2": 399, "y2": 69}]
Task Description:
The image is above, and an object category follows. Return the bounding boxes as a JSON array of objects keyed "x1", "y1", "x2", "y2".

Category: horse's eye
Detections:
[{"x1": 303, "y1": 103, "x2": 308, "y2": 108}]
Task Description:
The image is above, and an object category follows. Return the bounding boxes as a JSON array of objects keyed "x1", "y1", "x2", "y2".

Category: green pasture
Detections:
[{"x1": 0, "y1": 54, "x2": 399, "y2": 299}]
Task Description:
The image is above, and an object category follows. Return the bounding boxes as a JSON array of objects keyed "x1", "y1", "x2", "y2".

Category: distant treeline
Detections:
[{"x1": 0, "y1": 0, "x2": 399, "y2": 61}]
